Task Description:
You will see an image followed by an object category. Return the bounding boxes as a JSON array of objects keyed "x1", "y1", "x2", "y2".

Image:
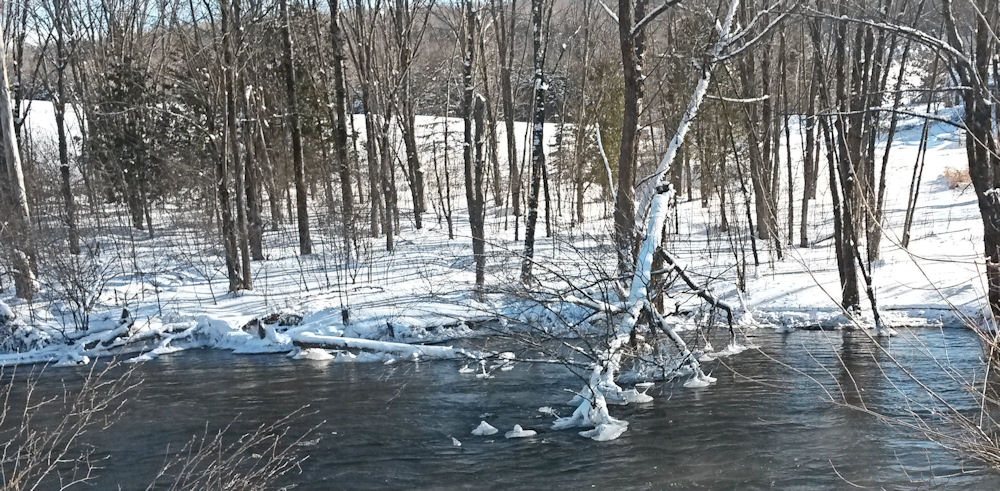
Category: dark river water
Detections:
[{"x1": 6, "y1": 327, "x2": 1000, "y2": 489}]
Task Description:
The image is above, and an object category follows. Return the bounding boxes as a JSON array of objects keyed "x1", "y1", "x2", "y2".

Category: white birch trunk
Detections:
[{"x1": 1, "y1": 45, "x2": 35, "y2": 299}]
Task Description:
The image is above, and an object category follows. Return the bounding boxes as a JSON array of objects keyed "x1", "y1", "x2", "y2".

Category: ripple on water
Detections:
[{"x1": 3, "y1": 327, "x2": 998, "y2": 488}]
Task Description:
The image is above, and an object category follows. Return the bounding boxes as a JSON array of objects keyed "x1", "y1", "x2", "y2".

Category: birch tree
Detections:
[
  {"x1": 1, "y1": 40, "x2": 36, "y2": 300},
  {"x1": 521, "y1": 0, "x2": 546, "y2": 283},
  {"x1": 555, "y1": 0, "x2": 780, "y2": 441}
]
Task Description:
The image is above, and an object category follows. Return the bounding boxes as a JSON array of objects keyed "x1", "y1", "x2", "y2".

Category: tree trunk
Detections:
[
  {"x1": 393, "y1": 1, "x2": 425, "y2": 231},
  {"x1": 522, "y1": 0, "x2": 547, "y2": 282},
  {"x1": 492, "y1": 0, "x2": 520, "y2": 240},
  {"x1": 477, "y1": 28, "x2": 503, "y2": 209},
  {"x1": 377, "y1": 116, "x2": 395, "y2": 252},
  {"x1": 1, "y1": 47, "x2": 35, "y2": 300},
  {"x1": 799, "y1": 51, "x2": 818, "y2": 248},
  {"x1": 830, "y1": 10, "x2": 860, "y2": 311},
  {"x1": 224, "y1": 0, "x2": 252, "y2": 289},
  {"x1": 245, "y1": 92, "x2": 264, "y2": 260},
  {"x1": 54, "y1": 0, "x2": 80, "y2": 255},
  {"x1": 463, "y1": 1, "x2": 486, "y2": 293},
  {"x1": 257, "y1": 116, "x2": 283, "y2": 230},
  {"x1": 942, "y1": 0, "x2": 1000, "y2": 316},
  {"x1": 613, "y1": 0, "x2": 646, "y2": 273},
  {"x1": 329, "y1": 0, "x2": 355, "y2": 262},
  {"x1": 280, "y1": 0, "x2": 312, "y2": 255}
]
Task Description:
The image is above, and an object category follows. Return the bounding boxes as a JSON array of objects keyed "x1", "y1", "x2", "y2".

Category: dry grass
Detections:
[{"x1": 943, "y1": 167, "x2": 972, "y2": 189}]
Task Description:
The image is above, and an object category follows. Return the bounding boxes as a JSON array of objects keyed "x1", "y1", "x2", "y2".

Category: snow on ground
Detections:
[
  {"x1": 704, "y1": 104, "x2": 984, "y2": 328},
  {"x1": 0, "y1": 101, "x2": 987, "y2": 366}
]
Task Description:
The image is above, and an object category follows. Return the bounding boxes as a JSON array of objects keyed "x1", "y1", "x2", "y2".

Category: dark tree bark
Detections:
[
  {"x1": 490, "y1": 0, "x2": 520, "y2": 240},
  {"x1": 347, "y1": 1, "x2": 384, "y2": 239},
  {"x1": 280, "y1": 0, "x2": 312, "y2": 255},
  {"x1": 244, "y1": 91, "x2": 264, "y2": 260},
  {"x1": 432, "y1": 142, "x2": 454, "y2": 239},
  {"x1": 799, "y1": 45, "x2": 818, "y2": 248},
  {"x1": 476, "y1": 26, "x2": 503, "y2": 209},
  {"x1": 256, "y1": 115, "x2": 283, "y2": 230},
  {"x1": 391, "y1": 0, "x2": 426, "y2": 230},
  {"x1": 53, "y1": 0, "x2": 80, "y2": 255},
  {"x1": 211, "y1": 115, "x2": 241, "y2": 293},
  {"x1": 377, "y1": 113, "x2": 396, "y2": 252},
  {"x1": 223, "y1": 0, "x2": 252, "y2": 289},
  {"x1": 941, "y1": 0, "x2": 1000, "y2": 316},
  {"x1": 329, "y1": 0, "x2": 355, "y2": 261},
  {"x1": 736, "y1": 6, "x2": 776, "y2": 246},
  {"x1": 823, "y1": 8, "x2": 860, "y2": 312},
  {"x1": 571, "y1": 2, "x2": 592, "y2": 227},
  {"x1": 463, "y1": 0, "x2": 487, "y2": 293},
  {"x1": 613, "y1": 0, "x2": 646, "y2": 273}
]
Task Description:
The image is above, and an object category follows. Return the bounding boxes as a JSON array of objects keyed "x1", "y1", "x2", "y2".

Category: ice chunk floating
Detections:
[
  {"x1": 472, "y1": 421, "x2": 499, "y2": 436},
  {"x1": 505, "y1": 425, "x2": 536, "y2": 439}
]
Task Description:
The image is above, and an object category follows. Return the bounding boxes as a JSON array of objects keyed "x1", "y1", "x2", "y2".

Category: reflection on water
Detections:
[{"x1": 5, "y1": 328, "x2": 999, "y2": 488}]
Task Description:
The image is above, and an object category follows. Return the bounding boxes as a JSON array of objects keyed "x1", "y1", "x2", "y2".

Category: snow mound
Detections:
[
  {"x1": 472, "y1": 421, "x2": 498, "y2": 436},
  {"x1": 505, "y1": 425, "x2": 536, "y2": 439}
]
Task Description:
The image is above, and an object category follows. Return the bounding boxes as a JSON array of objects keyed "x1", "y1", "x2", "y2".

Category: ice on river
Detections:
[
  {"x1": 505, "y1": 425, "x2": 536, "y2": 439},
  {"x1": 472, "y1": 421, "x2": 499, "y2": 436}
]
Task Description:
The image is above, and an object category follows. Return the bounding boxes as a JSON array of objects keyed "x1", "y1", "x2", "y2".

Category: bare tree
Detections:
[
  {"x1": 280, "y1": 0, "x2": 313, "y2": 256},
  {"x1": 462, "y1": 0, "x2": 487, "y2": 294},
  {"x1": 613, "y1": 0, "x2": 680, "y2": 273},
  {"x1": 939, "y1": 0, "x2": 1000, "y2": 316},
  {"x1": 521, "y1": 0, "x2": 547, "y2": 283},
  {"x1": 489, "y1": 0, "x2": 521, "y2": 240},
  {"x1": 329, "y1": 0, "x2": 356, "y2": 263},
  {"x1": 46, "y1": 0, "x2": 81, "y2": 255},
  {"x1": 223, "y1": 0, "x2": 252, "y2": 289}
]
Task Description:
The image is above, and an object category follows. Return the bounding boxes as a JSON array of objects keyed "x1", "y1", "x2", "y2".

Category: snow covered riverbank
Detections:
[{"x1": 0, "y1": 103, "x2": 988, "y2": 367}]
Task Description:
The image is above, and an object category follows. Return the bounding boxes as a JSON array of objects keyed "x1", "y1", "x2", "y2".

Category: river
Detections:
[{"x1": 5, "y1": 327, "x2": 998, "y2": 489}]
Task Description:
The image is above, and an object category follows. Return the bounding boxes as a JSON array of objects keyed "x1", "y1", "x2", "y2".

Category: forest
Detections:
[{"x1": 3, "y1": 0, "x2": 1000, "y2": 488}]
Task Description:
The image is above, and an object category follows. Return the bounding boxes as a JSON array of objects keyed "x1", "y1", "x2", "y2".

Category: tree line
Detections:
[{"x1": 2, "y1": 0, "x2": 999, "y2": 319}]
